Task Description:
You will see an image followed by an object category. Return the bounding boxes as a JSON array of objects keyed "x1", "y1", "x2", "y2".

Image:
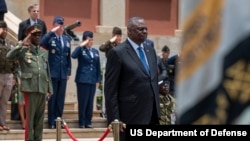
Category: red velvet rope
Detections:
[
  {"x1": 62, "y1": 120, "x2": 112, "y2": 141},
  {"x1": 98, "y1": 126, "x2": 111, "y2": 141},
  {"x1": 62, "y1": 120, "x2": 78, "y2": 141}
]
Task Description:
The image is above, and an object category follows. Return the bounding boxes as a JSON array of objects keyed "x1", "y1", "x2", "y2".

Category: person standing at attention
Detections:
[
  {"x1": 99, "y1": 26, "x2": 122, "y2": 117},
  {"x1": 6, "y1": 24, "x2": 53, "y2": 141},
  {"x1": 158, "y1": 80, "x2": 176, "y2": 125},
  {"x1": 18, "y1": 3, "x2": 47, "y2": 41},
  {"x1": 12, "y1": 3, "x2": 47, "y2": 123},
  {"x1": 104, "y1": 17, "x2": 160, "y2": 141},
  {"x1": 71, "y1": 31, "x2": 101, "y2": 128},
  {"x1": 40, "y1": 16, "x2": 72, "y2": 129},
  {"x1": 0, "y1": 21, "x2": 15, "y2": 131}
]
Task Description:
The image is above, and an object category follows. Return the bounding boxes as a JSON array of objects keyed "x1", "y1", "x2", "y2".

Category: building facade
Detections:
[
  {"x1": 6, "y1": 0, "x2": 181, "y2": 102},
  {"x1": 39, "y1": 0, "x2": 179, "y2": 36}
]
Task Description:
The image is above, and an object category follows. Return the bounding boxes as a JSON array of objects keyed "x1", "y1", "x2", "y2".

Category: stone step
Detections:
[
  {"x1": 0, "y1": 128, "x2": 113, "y2": 140},
  {"x1": 6, "y1": 109, "x2": 102, "y2": 120},
  {"x1": 6, "y1": 117, "x2": 107, "y2": 129},
  {"x1": 1, "y1": 117, "x2": 111, "y2": 140},
  {"x1": 6, "y1": 101, "x2": 102, "y2": 120}
]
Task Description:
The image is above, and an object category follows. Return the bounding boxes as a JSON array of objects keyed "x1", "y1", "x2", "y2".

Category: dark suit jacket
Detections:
[
  {"x1": 18, "y1": 19, "x2": 47, "y2": 41},
  {"x1": 104, "y1": 39, "x2": 160, "y2": 125},
  {"x1": 144, "y1": 39, "x2": 154, "y2": 48}
]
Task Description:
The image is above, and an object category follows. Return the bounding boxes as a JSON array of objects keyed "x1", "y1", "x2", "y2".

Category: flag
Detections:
[{"x1": 176, "y1": 0, "x2": 250, "y2": 124}]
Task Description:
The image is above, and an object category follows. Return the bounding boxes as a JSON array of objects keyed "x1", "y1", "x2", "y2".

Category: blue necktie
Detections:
[
  {"x1": 58, "y1": 36, "x2": 63, "y2": 47},
  {"x1": 88, "y1": 49, "x2": 93, "y2": 58},
  {"x1": 138, "y1": 46, "x2": 150, "y2": 75}
]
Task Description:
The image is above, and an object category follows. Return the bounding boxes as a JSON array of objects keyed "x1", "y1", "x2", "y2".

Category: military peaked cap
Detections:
[{"x1": 26, "y1": 24, "x2": 42, "y2": 35}]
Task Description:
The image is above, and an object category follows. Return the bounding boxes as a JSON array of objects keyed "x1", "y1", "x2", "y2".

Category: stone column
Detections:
[
  {"x1": 173, "y1": 0, "x2": 201, "y2": 55},
  {"x1": 175, "y1": 0, "x2": 202, "y2": 40},
  {"x1": 178, "y1": 0, "x2": 202, "y2": 28},
  {"x1": 96, "y1": 0, "x2": 126, "y2": 34}
]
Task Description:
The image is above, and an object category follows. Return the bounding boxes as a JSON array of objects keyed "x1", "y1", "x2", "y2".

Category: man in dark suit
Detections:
[
  {"x1": 104, "y1": 17, "x2": 160, "y2": 141},
  {"x1": 18, "y1": 3, "x2": 47, "y2": 41}
]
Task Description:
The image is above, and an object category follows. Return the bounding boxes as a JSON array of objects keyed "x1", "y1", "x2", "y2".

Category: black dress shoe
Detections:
[
  {"x1": 85, "y1": 125, "x2": 93, "y2": 128},
  {"x1": 50, "y1": 125, "x2": 55, "y2": 129},
  {"x1": 79, "y1": 125, "x2": 84, "y2": 128}
]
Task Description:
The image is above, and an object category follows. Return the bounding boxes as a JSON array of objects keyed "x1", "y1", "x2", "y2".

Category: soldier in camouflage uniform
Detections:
[
  {"x1": 7, "y1": 24, "x2": 53, "y2": 141},
  {"x1": 98, "y1": 27, "x2": 122, "y2": 117},
  {"x1": 0, "y1": 21, "x2": 15, "y2": 131},
  {"x1": 158, "y1": 80, "x2": 176, "y2": 125},
  {"x1": 99, "y1": 26, "x2": 122, "y2": 57}
]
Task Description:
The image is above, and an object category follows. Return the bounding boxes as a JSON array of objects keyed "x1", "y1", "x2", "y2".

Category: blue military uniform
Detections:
[
  {"x1": 72, "y1": 46, "x2": 101, "y2": 84},
  {"x1": 39, "y1": 16, "x2": 72, "y2": 128},
  {"x1": 40, "y1": 32, "x2": 71, "y2": 78},
  {"x1": 71, "y1": 31, "x2": 101, "y2": 128}
]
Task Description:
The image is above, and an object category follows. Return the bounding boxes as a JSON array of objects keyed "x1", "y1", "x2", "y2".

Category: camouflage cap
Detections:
[
  {"x1": 26, "y1": 24, "x2": 42, "y2": 35},
  {"x1": 162, "y1": 45, "x2": 170, "y2": 52},
  {"x1": 112, "y1": 27, "x2": 122, "y2": 35},
  {"x1": 0, "y1": 21, "x2": 7, "y2": 28}
]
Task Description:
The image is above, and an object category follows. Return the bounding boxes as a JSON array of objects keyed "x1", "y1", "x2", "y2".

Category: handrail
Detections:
[{"x1": 5, "y1": 11, "x2": 21, "y2": 42}]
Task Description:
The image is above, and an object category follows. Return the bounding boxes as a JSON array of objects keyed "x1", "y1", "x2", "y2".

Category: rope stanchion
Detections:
[
  {"x1": 99, "y1": 119, "x2": 126, "y2": 141},
  {"x1": 62, "y1": 119, "x2": 78, "y2": 141},
  {"x1": 56, "y1": 117, "x2": 62, "y2": 141},
  {"x1": 61, "y1": 119, "x2": 122, "y2": 141}
]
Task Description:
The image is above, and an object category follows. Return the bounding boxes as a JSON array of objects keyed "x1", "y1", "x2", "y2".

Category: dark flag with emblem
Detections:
[{"x1": 176, "y1": 0, "x2": 250, "y2": 124}]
